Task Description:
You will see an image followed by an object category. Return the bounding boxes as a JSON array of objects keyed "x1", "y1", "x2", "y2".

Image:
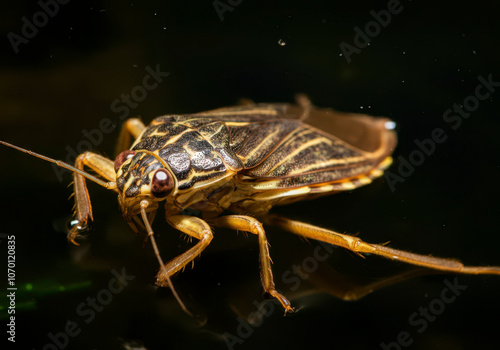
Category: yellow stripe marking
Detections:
[
  {"x1": 196, "y1": 109, "x2": 279, "y2": 117},
  {"x1": 287, "y1": 156, "x2": 368, "y2": 176},
  {"x1": 243, "y1": 126, "x2": 290, "y2": 160},
  {"x1": 266, "y1": 136, "x2": 331, "y2": 173},
  {"x1": 312, "y1": 184, "x2": 334, "y2": 192},
  {"x1": 252, "y1": 180, "x2": 282, "y2": 190},
  {"x1": 254, "y1": 186, "x2": 311, "y2": 201},
  {"x1": 339, "y1": 181, "x2": 356, "y2": 190},
  {"x1": 357, "y1": 176, "x2": 373, "y2": 185}
]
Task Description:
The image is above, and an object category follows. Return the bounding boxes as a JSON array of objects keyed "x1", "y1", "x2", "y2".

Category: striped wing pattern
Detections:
[{"x1": 192, "y1": 104, "x2": 395, "y2": 190}]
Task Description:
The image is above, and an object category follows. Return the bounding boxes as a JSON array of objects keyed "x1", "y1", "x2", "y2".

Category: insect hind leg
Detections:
[{"x1": 265, "y1": 214, "x2": 500, "y2": 276}]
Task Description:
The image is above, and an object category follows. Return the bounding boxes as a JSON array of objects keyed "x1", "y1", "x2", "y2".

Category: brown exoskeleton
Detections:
[{"x1": 2, "y1": 96, "x2": 499, "y2": 315}]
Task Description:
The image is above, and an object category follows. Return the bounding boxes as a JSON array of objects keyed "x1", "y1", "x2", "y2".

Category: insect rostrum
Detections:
[{"x1": 1, "y1": 97, "x2": 499, "y2": 315}]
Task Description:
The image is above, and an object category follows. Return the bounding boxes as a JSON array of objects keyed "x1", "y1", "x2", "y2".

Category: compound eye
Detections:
[
  {"x1": 151, "y1": 168, "x2": 174, "y2": 198},
  {"x1": 114, "y1": 150, "x2": 136, "y2": 172}
]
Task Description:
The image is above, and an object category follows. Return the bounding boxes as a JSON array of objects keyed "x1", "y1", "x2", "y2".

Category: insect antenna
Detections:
[
  {"x1": 139, "y1": 199, "x2": 196, "y2": 318},
  {"x1": 0, "y1": 140, "x2": 116, "y2": 190}
]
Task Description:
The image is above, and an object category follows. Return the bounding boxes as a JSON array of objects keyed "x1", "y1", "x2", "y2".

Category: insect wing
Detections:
[{"x1": 193, "y1": 104, "x2": 397, "y2": 190}]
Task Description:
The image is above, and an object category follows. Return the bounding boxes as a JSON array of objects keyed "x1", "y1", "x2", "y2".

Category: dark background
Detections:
[{"x1": 1, "y1": 0, "x2": 499, "y2": 349}]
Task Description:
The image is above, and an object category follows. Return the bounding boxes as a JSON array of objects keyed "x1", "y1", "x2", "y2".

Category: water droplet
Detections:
[
  {"x1": 278, "y1": 39, "x2": 286, "y2": 46},
  {"x1": 385, "y1": 121, "x2": 397, "y2": 130}
]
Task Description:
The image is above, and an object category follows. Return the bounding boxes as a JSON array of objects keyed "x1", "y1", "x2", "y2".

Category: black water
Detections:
[{"x1": 1, "y1": 1, "x2": 500, "y2": 349}]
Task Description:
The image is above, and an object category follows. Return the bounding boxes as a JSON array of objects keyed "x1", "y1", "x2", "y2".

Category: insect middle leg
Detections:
[
  {"x1": 265, "y1": 214, "x2": 500, "y2": 275},
  {"x1": 70, "y1": 152, "x2": 116, "y2": 244},
  {"x1": 156, "y1": 215, "x2": 213, "y2": 287},
  {"x1": 211, "y1": 215, "x2": 294, "y2": 313}
]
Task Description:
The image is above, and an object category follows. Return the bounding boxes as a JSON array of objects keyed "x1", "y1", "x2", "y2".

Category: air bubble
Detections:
[
  {"x1": 69, "y1": 219, "x2": 90, "y2": 233},
  {"x1": 70, "y1": 220, "x2": 82, "y2": 230}
]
